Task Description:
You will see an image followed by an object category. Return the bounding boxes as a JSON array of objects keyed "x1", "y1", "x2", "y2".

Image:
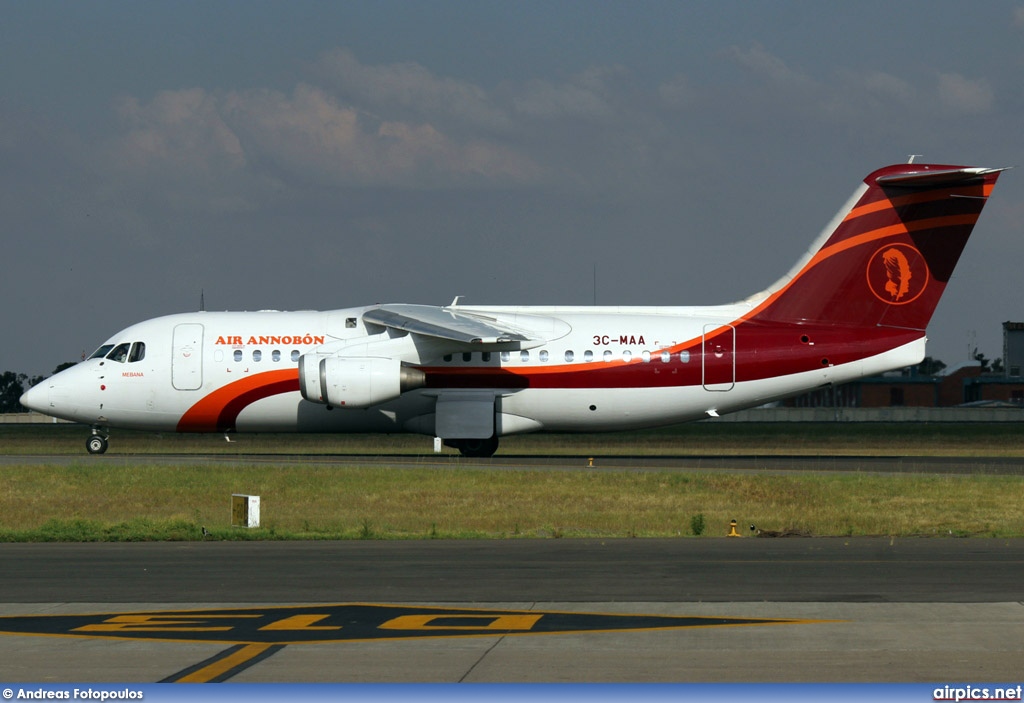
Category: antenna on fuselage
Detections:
[{"x1": 200, "y1": 289, "x2": 205, "y2": 312}]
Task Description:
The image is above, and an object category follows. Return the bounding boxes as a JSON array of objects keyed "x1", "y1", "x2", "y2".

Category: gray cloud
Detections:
[
  {"x1": 936, "y1": 73, "x2": 995, "y2": 114},
  {"x1": 102, "y1": 81, "x2": 545, "y2": 210},
  {"x1": 727, "y1": 43, "x2": 818, "y2": 91},
  {"x1": 314, "y1": 48, "x2": 512, "y2": 131},
  {"x1": 512, "y1": 66, "x2": 627, "y2": 121}
]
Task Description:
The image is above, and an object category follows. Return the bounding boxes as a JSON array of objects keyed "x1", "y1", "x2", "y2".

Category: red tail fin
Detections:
[{"x1": 747, "y1": 164, "x2": 1004, "y2": 330}]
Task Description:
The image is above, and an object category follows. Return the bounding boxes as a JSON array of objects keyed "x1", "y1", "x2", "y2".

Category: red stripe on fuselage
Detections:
[{"x1": 421, "y1": 325, "x2": 920, "y2": 389}]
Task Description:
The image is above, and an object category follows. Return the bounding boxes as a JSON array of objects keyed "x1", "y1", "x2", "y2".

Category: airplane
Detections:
[{"x1": 21, "y1": 162, "x2": 1005, "y2": 457}]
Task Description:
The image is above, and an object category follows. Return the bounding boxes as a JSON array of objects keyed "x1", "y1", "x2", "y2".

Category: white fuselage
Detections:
[{"x1": 26, "y1": 305, "x2": 926, "y2": 438}]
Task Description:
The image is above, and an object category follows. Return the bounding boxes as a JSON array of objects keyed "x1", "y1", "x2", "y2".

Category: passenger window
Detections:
[
  {"x1": 482, "y1": 352, "x2": 491, "y2": 362},
  {"x1": 565, "y1": 350, "x2": 574, "y2": 362},
  {"x1": 500, "y1": 351, "x2": 510, "y2": 362},
  {"x1": 642, "y1": 351, "x2": 651, "y2": 363},
  {"x1": 234, "y1": 350, "x2": 243, "y2": 362},
  {"x1": 443, "y1": 354, "x2": 453, "y2": 362},
  {"x1": 680, "y1": 350, "x2": 690, "y2": 363},
  {"x1": 520, "y1": 350, "x2": 530, "y2": 362},
  {"x1": 584, "y1": 350, "x2": 594, "y2": 362},
  {"x1": 291, "y1": 350, "x2": 300, "y2": 362},
  {"x1": 622, "y1": 350, "x2": 632, "y2": 362},
  {"x1": 106, "y1": 343, "x2": 131, "y2": 363},
  {"x1": 603, "y1": 350, "x2": 613, "y2": 362},
  {"x1": 272, "y1": 350, "x2": 281, "y2": 362},
  {"x1": 253, "y1": 350, "x2": 262, "y2": 362},
  {"x1": 661, "y1": 351, "x2": 671, "y2": 363},
  {"x1": 462, "y1": 352, "x2": 472, "y2": 362},
  {"x1": 128, "y1": 342, "x2": 146, "y2": 363},
  {"x1": 539, "y1": 350, "x2": 549, "y2": 362}
]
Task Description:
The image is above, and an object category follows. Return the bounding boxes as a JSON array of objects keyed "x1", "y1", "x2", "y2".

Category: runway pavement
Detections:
[
  {"x1": 1, "y1": 538, "x2": 1022, "y2": 682},
  {"x1": 5, "y1": 451, "x2": 1024, "y2": 475},
  {"x1": 2, "y1": 538, "x2": 1023, "y2": 602}
]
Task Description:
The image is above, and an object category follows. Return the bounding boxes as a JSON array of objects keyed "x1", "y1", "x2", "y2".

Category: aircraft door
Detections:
[
  {"x1": 702, "y1": 324, "x2": 735, "y2": 391},
  {"x1": 172, "y1": 323, "x2": 204, "y2": 391}
]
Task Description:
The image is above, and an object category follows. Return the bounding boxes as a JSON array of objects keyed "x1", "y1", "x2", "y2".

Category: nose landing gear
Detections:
[{"x1": 86, "y1": 429, "x2": 109, "y2": 455}]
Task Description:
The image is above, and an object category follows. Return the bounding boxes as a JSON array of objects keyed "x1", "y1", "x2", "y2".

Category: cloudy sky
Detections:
[{"x1": 2, "y1": 1, "x2": 1022, "y2": 377}]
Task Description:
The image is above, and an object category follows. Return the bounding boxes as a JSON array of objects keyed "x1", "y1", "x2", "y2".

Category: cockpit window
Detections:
[
  {"x1": 128, "y1": 342, "x2": 146, "y2": 363},
  {"x1": 107, "y1": 343, "x2": 132, "y2": 363},
  {"x1": 89, "y1": 344, "x2": 115, "y2": 360},
  {"x1": 90, "y1": 341, "x2": 147, "y2": 363}
]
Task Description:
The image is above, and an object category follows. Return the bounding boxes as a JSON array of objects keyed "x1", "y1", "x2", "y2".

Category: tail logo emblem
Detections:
[{"x1": 866, "y1": 243, "x2": 929, "y2": 305}]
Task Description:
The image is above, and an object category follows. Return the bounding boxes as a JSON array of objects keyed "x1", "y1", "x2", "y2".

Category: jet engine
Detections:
[{"x1": 298, "y1": 355, "x2": 426, "y2": 408}]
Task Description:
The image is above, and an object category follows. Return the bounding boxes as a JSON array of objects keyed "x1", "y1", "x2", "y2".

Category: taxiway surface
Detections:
[{"x1": 1, "y1": 538, "x2": 1022, "y2": 682}]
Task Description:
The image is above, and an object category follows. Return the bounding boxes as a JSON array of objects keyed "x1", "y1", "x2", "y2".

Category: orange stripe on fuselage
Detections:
[
  {"x1": 809, "y1": 214, "x2": 979, "y2": 271},
  {"x1": 177, "y1": 369, "x2": 300, "y2": 432}
]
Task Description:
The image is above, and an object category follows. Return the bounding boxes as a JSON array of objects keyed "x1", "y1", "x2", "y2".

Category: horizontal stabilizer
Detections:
[{"x1": 876, "y1": 166, "x2": 1008, "y2": 187}]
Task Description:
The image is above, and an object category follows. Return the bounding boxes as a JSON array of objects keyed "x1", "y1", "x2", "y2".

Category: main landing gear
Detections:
[
  {"x1": 445, "y1": 436, "x2": 500, "y2": 458},
  {"x1": 86, "y1": 428, "x2": 109, "y2": 455}
]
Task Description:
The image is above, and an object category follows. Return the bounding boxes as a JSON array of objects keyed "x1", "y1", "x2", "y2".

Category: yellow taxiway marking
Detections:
[{"x1": 169, "y1": 643, "x2": 282, "y2": 683}]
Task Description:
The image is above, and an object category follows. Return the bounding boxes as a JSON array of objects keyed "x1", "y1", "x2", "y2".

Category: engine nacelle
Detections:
[{"x1": 298, "y1": 355, "x2": 425, "y2": 408}]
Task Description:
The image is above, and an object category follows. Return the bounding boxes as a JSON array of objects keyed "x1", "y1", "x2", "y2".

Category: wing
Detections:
[{"x1": 363, "y1": 304, "x2": 545, "y2": 346}]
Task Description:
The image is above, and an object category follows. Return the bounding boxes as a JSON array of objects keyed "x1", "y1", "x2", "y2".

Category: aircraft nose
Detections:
[{"x1": 20, "y1": 383, "x2": 47, "y2": 413}]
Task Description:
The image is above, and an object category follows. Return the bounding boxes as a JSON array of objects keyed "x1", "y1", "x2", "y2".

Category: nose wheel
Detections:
[{"x1": 86, "y1": 432, "x2": 109, "y2": 455}]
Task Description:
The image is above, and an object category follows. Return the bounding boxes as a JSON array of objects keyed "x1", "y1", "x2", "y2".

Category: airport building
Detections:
[{"x1": 788, "y1": 321, "x2": 1024, "y2": 409}]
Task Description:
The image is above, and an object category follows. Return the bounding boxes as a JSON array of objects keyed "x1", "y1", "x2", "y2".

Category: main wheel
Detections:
[
  {"x1": 454, "y1": 436, "x2": 499, "y2": 458},
  {"x1": 86, "y1": 435, "x2": 108, "y2": 455}
]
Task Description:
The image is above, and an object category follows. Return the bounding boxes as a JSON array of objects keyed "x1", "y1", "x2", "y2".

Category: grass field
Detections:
[{"x1": 1, "y1": 423, "x2": 1023, "y2": 541}]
